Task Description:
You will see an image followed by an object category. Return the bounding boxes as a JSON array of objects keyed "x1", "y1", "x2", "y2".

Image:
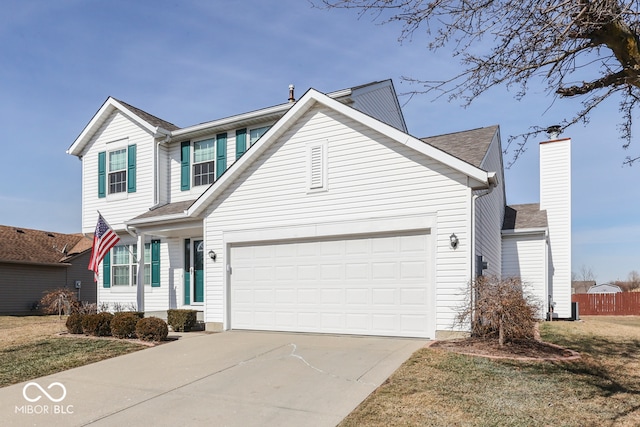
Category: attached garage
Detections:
[{"x1": 229, "y1": 231, "x2": 434, "y2": 338}]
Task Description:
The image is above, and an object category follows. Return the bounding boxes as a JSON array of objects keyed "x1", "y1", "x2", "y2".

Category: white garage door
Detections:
[{"x1": 229, "y1": 231, "x2": 432, "y2": 338}]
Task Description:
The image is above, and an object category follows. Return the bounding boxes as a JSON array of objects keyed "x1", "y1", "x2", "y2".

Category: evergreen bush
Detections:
[
  {"x1": 135, "y1": 317, "x2": 168, "y2": 342},
  {"x1": 81, "y1": 312, "x2": 113, "y2": 336},
  {"x1": 110, "y1": 312, "x2": 139, "y2": 339},
  {"x1": 65, "y1": 313, "x2": 84, "y2": 334}
]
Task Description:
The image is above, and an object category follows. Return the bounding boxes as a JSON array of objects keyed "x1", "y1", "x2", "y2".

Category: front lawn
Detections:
[
  {"x1": 0, "y1": 316, "x2": 145, "y2": 387},
  {"x1": 340, "y1": 316, "x2": 640, "y2": 426}
]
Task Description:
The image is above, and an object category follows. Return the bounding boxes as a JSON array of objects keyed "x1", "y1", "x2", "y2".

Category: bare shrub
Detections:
[
  {"x1": 40, "y1": 288, "x2": 78, "y2": 319},
  {"x1": 76, "y1": 302, "x2": 97, "y2": 315},
  {"x1": 457, "y1": 276, "x2": 541, "y2": 346}
]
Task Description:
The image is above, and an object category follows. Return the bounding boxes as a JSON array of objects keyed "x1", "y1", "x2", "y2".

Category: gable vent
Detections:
[
  {"x1": 307, "y1": 140, "x2": 327, "y2": 192},
  {"x1": 310, "y1": 145, "x2": 323, "y2": 188}
]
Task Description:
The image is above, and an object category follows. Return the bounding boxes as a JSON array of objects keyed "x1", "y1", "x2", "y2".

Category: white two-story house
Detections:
[{"x1": 67, "y1": 79, "x2": 572, "y2": 338}]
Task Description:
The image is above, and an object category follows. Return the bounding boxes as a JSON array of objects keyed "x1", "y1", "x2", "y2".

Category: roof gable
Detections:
[
  {"x1": 187, "y1": 88, "x2": 495, "y2": 217},
  {"x1": 67, "y1": 97, "x2": 178, "y2": 156},
  {"x1": 0, "y1": 225, "x2": 92, "y2": 265}
]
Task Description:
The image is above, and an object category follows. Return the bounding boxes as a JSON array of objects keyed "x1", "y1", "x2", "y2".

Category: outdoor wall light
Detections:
[
  {"x1": 208, "y1": 250, "x2": 217, "y2": 261},
  {"x1": 450, "y1": 233, "x2": 459, "y2": 249}
]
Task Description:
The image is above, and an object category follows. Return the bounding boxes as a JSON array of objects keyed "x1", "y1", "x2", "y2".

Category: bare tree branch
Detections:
[{"x1": 317, "y1": 0, "x2": 640, "y2": 164}]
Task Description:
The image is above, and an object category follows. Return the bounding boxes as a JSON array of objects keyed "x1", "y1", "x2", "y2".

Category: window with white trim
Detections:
[
  {"x1": 108, "y1": 148, "x2": 127, "y2": 194},
  {"x1": 193, "y1": 138, "x2": 215, "y2": 186},
  {"x1": 307, "y1": 140, "x2": 327, "y2": 191},
  {"x1": 249, "y1": 126, "x2": 270, "y2": 145},
  {"x1": 111, "y1": 244, "x2": 150, "y2": 286}
]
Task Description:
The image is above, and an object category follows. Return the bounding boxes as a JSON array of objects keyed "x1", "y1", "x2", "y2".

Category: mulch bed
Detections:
[{"x1": 428, "y1": 338, "x2": 581, "y2": 361}]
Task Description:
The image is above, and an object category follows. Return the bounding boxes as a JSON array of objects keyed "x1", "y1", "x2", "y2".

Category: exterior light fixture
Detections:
[
  {"x1": 449, "y1": 233, "x2": 459, "y2": 249},
  {"x1": 208, "y1": 250, "x2": 217, "y2": 261}
]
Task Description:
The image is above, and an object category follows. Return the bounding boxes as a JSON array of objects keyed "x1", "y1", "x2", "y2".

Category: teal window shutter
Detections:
[
  {"x1": 151, "y1": 239, "x2": 160, "y2": 287},
  {"x1": 184, "y1": 239, "x2": 190, "y2": 305},
  {"x1": 98, "y1": 151, "x2": 106, "y2": 198},
  {"x1": 127, "y1": 144, "x2": 136, "y2": 193},
  {"x1": 216, "y1": 133, "x2": 227, "y2": 179},
  {"x1": 181, "y1": 141, "x2": 191, "y2": 191},
  {"x1": 235, "y1": 128, "x2": 247, "y2": 160},
  {"x1": 103, "y1": 251, "x2": 111, "y2": 288}
]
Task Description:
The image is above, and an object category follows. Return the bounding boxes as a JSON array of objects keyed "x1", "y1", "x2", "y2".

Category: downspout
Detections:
[
  {"x1": 469, "y1": 173, "x2": 497, "y2": 329},
  {"x1": 149, "y1": 130, "x2": 172, "y2": 211}
]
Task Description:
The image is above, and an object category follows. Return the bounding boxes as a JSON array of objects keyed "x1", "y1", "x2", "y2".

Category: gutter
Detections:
[{"x1": 0, "y1": 259, "x2": 72, "y2": 268}]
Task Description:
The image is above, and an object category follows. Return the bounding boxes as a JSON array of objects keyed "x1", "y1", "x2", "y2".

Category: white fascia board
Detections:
[
  {"x1": 169, "y1": 103, "x2": 294, "y2": 140},
  {"x1": 67, "y1": 97, "x2": 165, "y2": 156},
  {"x1": 501, "y1": 227, "x2": 548, "y2": 237},
  {"x1": 125, "y1": 212, "x2": 190, "y2": 227},
  {"x1": 187, "y1": 88, "x2": 492, "y2": 217}
]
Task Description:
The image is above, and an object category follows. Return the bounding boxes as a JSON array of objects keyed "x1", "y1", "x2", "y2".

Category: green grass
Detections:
[
  {"x1": 0, "y1": 338, "x2": 144, "y2": 387},
  {"x1": 340, "y1": 316, "x2": 640, "y2": 427}
]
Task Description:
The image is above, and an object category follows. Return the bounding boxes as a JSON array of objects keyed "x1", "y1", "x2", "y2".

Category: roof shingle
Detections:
[
  {"x1": 420, "y1": 125, "x2": 498, "y2": 168},
  {"x1": 0, "y1": 226, "x2": 92, "y2": 265},
  {"x1": 502, "y1": 204, "x2": 548, "y2": 230}
]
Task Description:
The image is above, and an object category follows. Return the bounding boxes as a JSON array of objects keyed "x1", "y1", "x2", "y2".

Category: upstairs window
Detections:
[
  {"x1": 193, "y1": 139, "x2": 215, "y2": 186},
  {"x1": 98, "y1": 144, "x2": 136, "y2": 198},
  {"x1": 108, "y1": 149, "x2": 127, "y2": 194},
  {"x1": 249, "y1": 126, "x2": 270, "y2": 145}
]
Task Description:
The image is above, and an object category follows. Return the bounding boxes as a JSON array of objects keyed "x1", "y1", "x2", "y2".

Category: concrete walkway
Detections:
[{"x1": 0, "y1": 331, "x2": 426, "y2": 426}]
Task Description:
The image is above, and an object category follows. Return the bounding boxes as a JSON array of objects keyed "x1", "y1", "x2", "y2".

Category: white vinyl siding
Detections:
[
  {"x1": 540, "y1": 139, "x2": 572, "y2": 318},
  {"x1": 81, "y1": 111, "x2": 155, "y2": 234},
  {"x1": 202, "y1": 104, "x2": 472, "y2": 333},
  {"x1": 350, "y1": 81, "x2": 407, "y2": 132},
  {"x1": 502, "y1": 234, "x2": 548, "y2": 318},
  {"x1": 474, "y1": 131, "x2": 505, "y2": 277}
]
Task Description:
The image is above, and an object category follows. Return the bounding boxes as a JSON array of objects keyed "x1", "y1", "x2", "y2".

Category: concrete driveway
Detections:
[{"x1": 0, "y1": 331, "x2": 426, "y2": 426}]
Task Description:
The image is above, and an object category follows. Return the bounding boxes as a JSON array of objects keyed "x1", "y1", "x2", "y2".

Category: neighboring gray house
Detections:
[
  {"x1": 0, "y1": 226, "x2": 94, "y2": 315},
  {"x1": 66, "y1": 79, "x2": 572, "y2": 338}
]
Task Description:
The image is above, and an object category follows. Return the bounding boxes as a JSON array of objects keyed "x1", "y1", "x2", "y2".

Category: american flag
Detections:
[{"x1": 88, "y1": 214, "x2": 120, "y2": 281}]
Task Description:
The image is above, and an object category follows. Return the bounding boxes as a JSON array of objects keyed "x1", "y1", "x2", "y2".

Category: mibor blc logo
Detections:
[{"x1": 15, "y1": 382, "x2": 74, "y2": 415}]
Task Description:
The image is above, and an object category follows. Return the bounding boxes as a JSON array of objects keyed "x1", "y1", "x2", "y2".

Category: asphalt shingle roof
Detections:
[
  {"x1": 115, "y1": 99, "x2": 180, "y2": 131},
  {"x1": 132, "y1": 200, "x2": 197, "y2": 221},
  {"x1": 0, "y1": 225, "x2": 92, "y2": 265},
  {"x1": 502, "y1": 203, "x2": 548, "y2": 230},
  {"x1": 420, "y1": 125, "x2": 498, "y2": 168}
]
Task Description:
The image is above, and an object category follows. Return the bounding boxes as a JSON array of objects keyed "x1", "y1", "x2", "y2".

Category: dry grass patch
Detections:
[
  {"x1": 340, "y1": 316, "x2": 640, "y2": 427},
  {"x1": 0, "y1": 316, "x2": 145, "y2": 388}
]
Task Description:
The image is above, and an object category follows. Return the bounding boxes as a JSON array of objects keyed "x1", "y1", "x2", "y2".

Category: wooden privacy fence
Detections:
[{"x1": 572, "y1": 293, "x2": 640, "y2": 315}]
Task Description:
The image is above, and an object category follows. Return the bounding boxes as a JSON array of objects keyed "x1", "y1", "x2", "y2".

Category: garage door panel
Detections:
[
  {"x1": 345, "y1": 263, "x2": 369, "y2": 280},
  {"x1": 321, "y1": 289, "x2": 343, "y2": 304},
  {"x1": 230, "y1": 231, "x2": 432, "y2": 338},
  {"x1": 346, "y1": 288, "x2": 368, "y2": 304}
]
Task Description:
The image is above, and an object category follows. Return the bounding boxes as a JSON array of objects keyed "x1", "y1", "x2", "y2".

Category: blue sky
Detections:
[{"x1": 1, "y1": 0, "x2": 638, "y2": 283}]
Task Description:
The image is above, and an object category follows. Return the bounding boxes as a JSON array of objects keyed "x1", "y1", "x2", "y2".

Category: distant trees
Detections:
[{"x1": 614, "y1": 270, "x2": 640, "y2": 291}]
